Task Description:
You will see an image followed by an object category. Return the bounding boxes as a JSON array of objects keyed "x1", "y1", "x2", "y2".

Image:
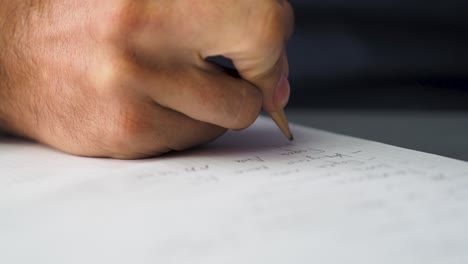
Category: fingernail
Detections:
[{"x1": 273, "y1": 74, "x2": 291, "y2": 109}]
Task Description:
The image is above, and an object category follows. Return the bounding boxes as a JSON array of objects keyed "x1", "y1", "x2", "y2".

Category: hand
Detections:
[{"x1": 0, "y1": 0, "x2": 294, "y2": 159}]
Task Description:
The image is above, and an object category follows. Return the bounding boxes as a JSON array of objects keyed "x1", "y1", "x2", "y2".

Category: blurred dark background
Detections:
[{"x1": 287, "y1": 0, "x2": 468, "y2": 109}]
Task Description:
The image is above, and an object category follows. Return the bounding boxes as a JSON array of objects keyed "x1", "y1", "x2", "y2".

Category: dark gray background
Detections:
[
  {"x1": 287, "y1": 0, "x2": 468, "y2": 109},
  {"x1": 284, "y1": 0, "x2": 467, "y2": 161}
]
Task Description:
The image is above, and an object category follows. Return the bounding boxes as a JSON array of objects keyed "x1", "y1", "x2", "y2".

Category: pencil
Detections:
[{"x1": 269, "y1": 110, "x2": 294, "y2": 141}]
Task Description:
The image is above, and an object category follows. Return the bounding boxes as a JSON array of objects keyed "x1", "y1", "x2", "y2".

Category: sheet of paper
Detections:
[{"x1": 1, "y1": 117, "x2": 467, "y2": 264}]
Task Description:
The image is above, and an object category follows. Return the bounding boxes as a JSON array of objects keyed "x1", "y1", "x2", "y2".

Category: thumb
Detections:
[
  {"x1": 223, "y1": 1, "x2": 294, "y2": 112},
  {"x1": 195, "y1": 0, "x2": 294, "y2": 112},
  {"x1": 232, "y1": 48, "x2": 290, "y2": 112}
]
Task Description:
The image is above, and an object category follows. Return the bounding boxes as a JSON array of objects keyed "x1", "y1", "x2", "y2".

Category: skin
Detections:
[{"x1": 0, "y1": 0, "x2": 294, "y2": 159}]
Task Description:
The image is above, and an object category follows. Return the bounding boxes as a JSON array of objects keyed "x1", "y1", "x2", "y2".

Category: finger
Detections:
[
  {"x1": 106, "y1": 103, "x2": 227, "y2": 159},
  {"x1": 123, "y1": 0, "x2": 293, "y2": 112},
  {"x1": 130, "y1": 65, "x2": 263, "y2": 130},
  {"x1": 272, "y1": 50, "x2": 291, "y2": 110},
  {"x1": 282, "y1": 0, "x2": 295, "y2": 41},
  {"x1": 197, "y1": 0, "x2": 295, "y2": 112},
  {"x1": 237, "y1": 49, "x2": 291, "y2": 112},
  {"x1": 152, "y1": 106, "x2": 227, "y2": 152}
]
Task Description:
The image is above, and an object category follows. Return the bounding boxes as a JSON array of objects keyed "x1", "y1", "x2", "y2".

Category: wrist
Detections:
[
  {"x1": 0, "y1": 1, "x2": 13, "y2": 132},
  {"x1": 0, "y1": 0, "x2": 34, "y2": 136}
]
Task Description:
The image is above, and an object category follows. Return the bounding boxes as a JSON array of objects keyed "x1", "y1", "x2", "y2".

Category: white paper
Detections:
[{"x1": 1, "y1": 117, "x2": 467, "y2": 264}]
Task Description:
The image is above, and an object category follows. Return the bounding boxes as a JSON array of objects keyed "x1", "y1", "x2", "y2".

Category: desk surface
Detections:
[
  {"x1": 287, "y1": 110, "x2": 468, "y2": 162},
  {"x1": 2, "y1": 116, "x2": 468, "y2": 264}
]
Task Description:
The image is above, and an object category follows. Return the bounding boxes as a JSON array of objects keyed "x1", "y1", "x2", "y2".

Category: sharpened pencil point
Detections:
[{"x1": 269, "y1": 110, "x2": 293, "y2": 141}]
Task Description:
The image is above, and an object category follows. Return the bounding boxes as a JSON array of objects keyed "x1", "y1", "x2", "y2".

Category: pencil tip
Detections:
[{"x1": 268, "y1": 110, "x2": 293, "y2": 142}]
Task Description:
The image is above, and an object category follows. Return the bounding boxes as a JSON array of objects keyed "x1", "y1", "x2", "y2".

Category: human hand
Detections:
[{"x1": 0, "y1": 0, "x2": 294, "y2": 159}]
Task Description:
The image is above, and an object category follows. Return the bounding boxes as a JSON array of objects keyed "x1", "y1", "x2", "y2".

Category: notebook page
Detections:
[{"x1": 0, "y1": 117, "x2": 467, "y2": 264}]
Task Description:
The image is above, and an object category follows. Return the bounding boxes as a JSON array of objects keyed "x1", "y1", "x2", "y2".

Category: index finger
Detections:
[{"x1": 197, "y1": 0, "x2": 295, "y2": 112}]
